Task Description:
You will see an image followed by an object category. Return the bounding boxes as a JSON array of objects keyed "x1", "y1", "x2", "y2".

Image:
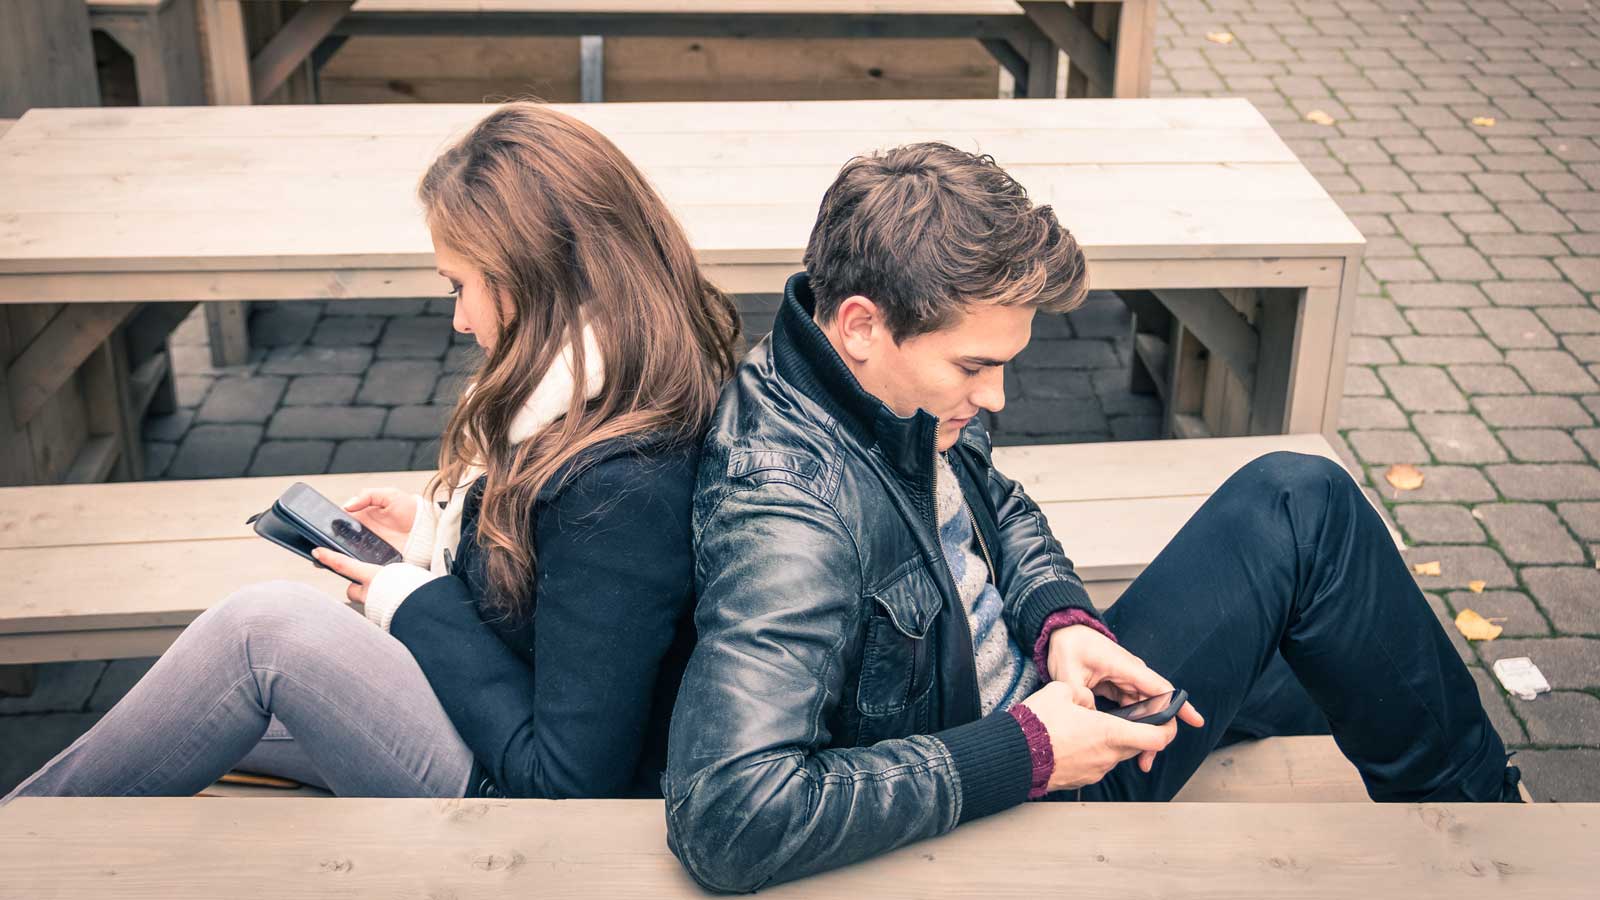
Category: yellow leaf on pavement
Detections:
[
  {"x1": 1206, "y1": 31, "x2": 1236, "y2": 44},
  {"x1": 1385, "y1": 464, "x2": 1425, "y2": 492},
  {"x1": 1454, "y1": 609, "x2": 1502, "y2": 641},
  {"x1": 1305, "y1": 109, "x2": 1336, "y2": 126},
  {"x1": 1468, "y1": 580, "x2": 1486, "y2": 593},
  {"x1": 1472, "y1": 116, "x2": 1497, "y2": 127},
  {"x1": 1412, "y1": 560, "x2": 1442, "y2": 576}
]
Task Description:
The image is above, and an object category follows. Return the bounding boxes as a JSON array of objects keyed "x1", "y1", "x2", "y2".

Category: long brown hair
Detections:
[{"x1": 419, "y1": 102, "x2": 741, "y2": 620}]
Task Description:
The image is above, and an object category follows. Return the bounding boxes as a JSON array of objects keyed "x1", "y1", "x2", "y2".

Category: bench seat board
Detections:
[{"x1": 1, "y1": 797, "x2": 1587, "y2": 897}]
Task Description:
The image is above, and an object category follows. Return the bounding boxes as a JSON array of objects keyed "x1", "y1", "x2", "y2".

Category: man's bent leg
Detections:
[{"x1": 1075, "y1": 452, "x2": 1507, "y2": 803}]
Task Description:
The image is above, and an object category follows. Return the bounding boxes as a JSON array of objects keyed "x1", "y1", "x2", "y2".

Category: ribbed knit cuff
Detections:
[
  {"x1": 1006, "y1": 703, "x2": 1054, "y2": 800},
  {"x1": 1032, "y1": 608, "x2": 1119, "y2": 682},
  {"x1": 401, "y1": 494, "x2": 438, "y2": 568},
  {"x1": 363, "y1": 563, "x2": 439, "y2": 632},
  {"x1": 933, "y1": 712, "x2": 1032, "y2": 825},
  {"x1": 1013, "y1": 578, "x2": 1100, "y2": 656}
]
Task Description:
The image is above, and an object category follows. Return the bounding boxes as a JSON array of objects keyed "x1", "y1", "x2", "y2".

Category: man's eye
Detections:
[{"x1": 960, "y1": 366, "x2": 982, "y2": 377}]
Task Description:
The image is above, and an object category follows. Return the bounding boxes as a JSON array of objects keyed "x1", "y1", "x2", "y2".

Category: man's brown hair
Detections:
[{"x1": 803, "y1": 142, "x2": 1089, "y2": 341}]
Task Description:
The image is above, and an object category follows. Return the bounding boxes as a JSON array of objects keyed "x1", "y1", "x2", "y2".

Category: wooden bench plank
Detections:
[{"x1": 1, "y1": 798, "x2": 1586, "y2": 897}]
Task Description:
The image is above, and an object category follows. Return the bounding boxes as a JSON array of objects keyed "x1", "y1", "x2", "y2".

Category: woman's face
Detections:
[{"x1": 432, "y1": 235, "x2": 501, "y2": 353}]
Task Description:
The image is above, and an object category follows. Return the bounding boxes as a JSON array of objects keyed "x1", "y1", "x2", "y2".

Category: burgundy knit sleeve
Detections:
[
  {"x1": 1031, "y1": 608, "x2": 1117, "y2": 682},
  {"x1": 1006, "y1": 702, "x2": 1054, "y2": 800}
]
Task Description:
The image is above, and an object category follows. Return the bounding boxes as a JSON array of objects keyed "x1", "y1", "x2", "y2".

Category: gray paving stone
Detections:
[
  {"x1": 377, "y1": 316, "x2": 452, "y2": 360},
  {"x1": 248, "y1": 440, "x2": 335, "y2": 477},
  {"x1": 1413, "y1": 413, "x2": 1508, "y2": 463},
  {"x1": 1448, "y1": 211, "x2": 1514, "y2": 233},
  {"x1": 1342, "y1": 366, "x2": 1384, "y2": 396},
  {"x1": 260, "y1": 346, "x2": 374, "y2": 376},
  {"x1": 1469, "y1": 172, "x2": 1540, "y2": 202},
  {"x1": 356, "y1": 361, "x2": 443, "y2": 406},
  {"x1": 1064, "y1": 295, "x2": 1130, "y2": 338},
  {"x1": 174, "y1": 374, "x2": 214, "y2": 408},
  {"x1": 1487, "y1": 463, "x2": 1600, "y2": 501},
  {"x1": 1515, "y1": 749, "x2": 1600, "y2": 801},
  {"x1": 1475, "y1": 503, "x2": 1584, "y2": 564},
  {"x1": 433, "y1": 372, "x2": 469, "y2": 405},
  {"x1": 1522, "y1": 566, "x2": 1600, "y2": 633},
  {"x1": 1554, "y1": 256, "x2": 1600, "y2": 292},
  {"x1": 1513, "y1": 691, "x2": 1600, "y2": 746},
  {"x1": 1385, "y1": 282, "x2": 1489, "y2": 308},
  {"x1": 1498, "y1": 428, "x2": 1586, "y2": 462},
  {"x1": 142, "y1": 442, "x2": 176, "y2": 478},
  {"x1": 1338, "y1": 396, "x2": 1408, "y2": 429},
  {"x1": 411, "y1": 440, "x2": 440, "y2": 470},
  {"x1": 1555, "y1": 501, "x2": 1600, "y2": 541},
  {"x1": 1029, "y1": 369, "x2": 1094, "y2": 400},
  {"x1": 1353, "y1": 295, "x2": 1411, "y2": 336},
  {"x1": 323, "y1": 299, "x2": 427, "y2": 316},
  {"x1": 87, "y1": 657, "x2": 157, "y2": 712},
  {"x1": 1392, "y1": 336, "x2": 1501, "y2": 364},
  {"x1": 1482, "y1": 280, "x2": 1589, "y2": 307},
  {"x1": 248, "y1": 303, "x2": 320, "y2": 347},
  {"x1": 1445, "y1": 591, "x2": 1551, "y2": 637},
  {"x1": 1402, "y1": 544, "x2": 1516, "y2": 590},
  {"x1": 384, "y1": 405, "x2": 451, "y2": 440},
  {"x1": 1501, "y1": 202, "x2": 1577, "y2": 233},
  {"x1": 142, "y1": 409, "x2": 193, "y2": 442},
  {"x1": 167, "y1": 424, "x2": 263, "y2": 479},
  {"x1": 0, "y1": 661, "x2": 105, "y2": 714},
  {"x1": 1347, "y1": 337, "x2": 1399, "y2": 365},
  {"x1": 443, "y1": 344, "x2": 484, "y2": 374},
  {"x1": 1479, "y1": 638, "x2": 1600, "y2": 690},
  {"x1": 993, "y1": 397, "x2": 1107, "y2": 436},
  {"x1": 1108, "y1": 415, "x2": 1162, "y2": 441},
  {"x1": 1013, "y1": 339, "x2": 1120, "y2": 370},
  {"x1": 1426, "y1": 591, "x2": 1472, "y2": 659},
  {"x1": 283, "y1": 375, "x2": 360, "y2": 406},
  {"x1": 1490, "y1": 256, "x2": 1564, "y2": 280},
  {"x1": 1377, "y1": 365, "x2": 1468, "y2": 411},
  {"x1": 194, "y1": 375, "x2": 286, "y2": 424},
  {"x1": 266, "y1": 407, "x2": 387, "y2": 441},
  {"x1": 1445, "y1": 364, "x2": 1529, "y2": 395},
  {"x1": 1574, "y1": 428, "x2": 1600, "y2": 463},
  {"x1": 1505, "y1": 350, "x2": 1599, "y2": 393},
  {"x1": 1473, "y1": 395, "x2": 1592, "y2": 427},
  {"x1": 1364, "y1": 257, "x2": 1434, "y2": 283},
  {"x1": 1392, "y1": 212, "x2": 1466, "y2": 245},
  {"x1": 1402, "y1": 309, "x2": 1478, "y2": 336},
  {"x1": 329, "y1": 439, "x2": 416, "y2": 474},
  {"x1": 1417, "y1": 245, "x2": 1496, "y2": 280},
  {"x1": 311, "y1": 315, "x2": 384, "y2": 346},
  {"x1": 1562, "y1": 336, "x2": 1600, "y2": 363},
  {"x1": 0, "y1": 712, "x2": 106, "y2": 796},
  {"x1": 1470, "y1": 667, "x2": 1529, "y2": 747},
  {"x1": 1347, "y1": 429, "x2": 1430, "y2": 464},
  {"x1": 1469, "y1": 307, "x2": 1557, "y2": 348},
  {"x1": 1396, "y1": 504, "x2": 1486, "y2": 544},
  {"x1": 1370, "y1": 464, "x2": 1498, "y2": 504}
]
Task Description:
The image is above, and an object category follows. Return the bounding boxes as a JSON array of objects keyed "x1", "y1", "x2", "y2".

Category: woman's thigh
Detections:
[{"x1": 233, "y1": 717, "x2": 331, "y2": 790}]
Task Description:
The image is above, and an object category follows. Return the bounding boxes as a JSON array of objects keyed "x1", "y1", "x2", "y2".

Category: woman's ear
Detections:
[{"x1": 833, "y1": 295, "x2": 884, "y2": 364}]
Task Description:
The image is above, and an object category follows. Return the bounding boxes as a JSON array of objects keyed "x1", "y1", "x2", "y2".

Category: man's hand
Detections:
[
  {"x1": 1045, "y1": 624, "x2": 1204, "y2": 772},
  {"x1": 311, "y1": 547, "x2": 382, "y2": 605},
  {"x1": 1016, "y1": 681, "x2": 1179, "y2": 792},
  {"x1": 343, "y1": 488, "x2": 418, "y2": 550}
]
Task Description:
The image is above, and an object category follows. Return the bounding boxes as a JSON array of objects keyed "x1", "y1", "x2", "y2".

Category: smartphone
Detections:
[
  {"x1": 1106, "y1": 689, "x2": 1187, "y2": 727},
  {"x1": 273, "y1": 482, "x2": 401, "y2": 567}
]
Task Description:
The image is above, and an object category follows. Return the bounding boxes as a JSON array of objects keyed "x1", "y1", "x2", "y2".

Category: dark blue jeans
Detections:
[{"x1": 1067, "y1": 451, "x2": 1509, "y2": 803}]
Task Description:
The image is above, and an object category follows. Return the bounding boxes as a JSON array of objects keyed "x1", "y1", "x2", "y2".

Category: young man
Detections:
[{"x1": 664, "y1": 144, "x2": 1520, "y2": 893}]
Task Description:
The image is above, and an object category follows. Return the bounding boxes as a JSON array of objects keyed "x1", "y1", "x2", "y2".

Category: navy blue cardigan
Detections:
[{"x1": 388, "y1": 434, "x2": 699, "y2": 799}]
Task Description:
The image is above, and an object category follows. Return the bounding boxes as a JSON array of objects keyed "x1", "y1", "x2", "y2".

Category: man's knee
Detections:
[{"x1": 1226, "y1": 451, "x2": 1353, "y2": 502}]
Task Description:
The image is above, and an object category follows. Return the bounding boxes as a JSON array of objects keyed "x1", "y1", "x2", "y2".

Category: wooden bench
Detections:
[
  {"x1": 0, "y1": 98, "x2": 1365, "y2": 433},
  {"x1": 86, "y1": 1, "x2": 208, "y2": 106},
  {"x1": 1, "y1": 798, "x2": 1583, "y2": 896},
  {"x1": 0, "y1": 433, "x2": 1353, "y2": 665}
]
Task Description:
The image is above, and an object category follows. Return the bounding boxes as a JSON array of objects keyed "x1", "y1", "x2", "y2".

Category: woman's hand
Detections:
[
  {"x1": 1045, "y1": 624, "x2": 1205, "y2": 773},
  {"x1": 342, "y1": 488, "x2": 418, "y2": 550},
  {"x1": 311, "y1": 548, "x2": 382, "y2": 605}
]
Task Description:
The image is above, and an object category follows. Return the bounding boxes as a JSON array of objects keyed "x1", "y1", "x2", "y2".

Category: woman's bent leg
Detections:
[
  {"x1": 1074, "y1": 452, "x2": 1508, "y2": 803},
  {"x1": 4, "y1": 580, "x2": 473, "y2": 801}
]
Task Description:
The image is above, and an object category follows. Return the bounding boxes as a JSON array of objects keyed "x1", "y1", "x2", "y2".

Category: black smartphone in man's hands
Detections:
[
  {"x1": 247, "y1": 482, "x2": 401, "y2": 579},
  {"x1": 1105, "y1": 689, "x2": 1188, "y2": 727}
]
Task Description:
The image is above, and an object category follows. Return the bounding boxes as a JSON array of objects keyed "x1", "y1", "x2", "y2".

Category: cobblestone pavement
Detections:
[{"x1": 5, "y1": 0, "x2": 1597, "y2": 800}]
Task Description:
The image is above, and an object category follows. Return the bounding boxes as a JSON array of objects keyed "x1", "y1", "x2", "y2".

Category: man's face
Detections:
[{"x1": 821, "y1": 297, "x2": 1036, "y2": 452}]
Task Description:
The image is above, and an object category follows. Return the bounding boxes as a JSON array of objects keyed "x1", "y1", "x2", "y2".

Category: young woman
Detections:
[{"x1": 5, "y1": 102, "x2": 741, "y2": 801}]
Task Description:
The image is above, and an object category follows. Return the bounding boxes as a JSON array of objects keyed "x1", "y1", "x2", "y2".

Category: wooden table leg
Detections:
[
  {"x1": 196, "y1": 0, "x2": 253, "y2": 365},
  {"x1": 1109, "y1": 0, "x2": 1156, "y2": 98}
]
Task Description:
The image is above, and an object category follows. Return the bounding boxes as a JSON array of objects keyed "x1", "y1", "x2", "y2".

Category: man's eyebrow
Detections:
[{"x1": 960, "y1": 355, "x2": 1009, "y2": 367}]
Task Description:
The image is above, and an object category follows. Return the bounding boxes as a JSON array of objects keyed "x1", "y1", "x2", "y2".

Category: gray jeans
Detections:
[{"x1": 3, "y1": 580, "x2": 474, "y2": 801}]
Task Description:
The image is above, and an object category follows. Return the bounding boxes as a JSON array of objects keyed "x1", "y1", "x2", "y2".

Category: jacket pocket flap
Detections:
[
  {"x1": 728, "y1": 448, "x2": 821, "y2": 480},
  {"x1": 867, "y1": 558, "x2": 943, "y2": 639}
]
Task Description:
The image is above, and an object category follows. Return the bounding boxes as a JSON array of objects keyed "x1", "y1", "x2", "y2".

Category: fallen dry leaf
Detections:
[
  {"x1": 1471, "y1": 116, "x2": 1497, "y2": 127},
  {"x1": 1454, "y1": 609, "x2": 1502, "y2": 642},
  {"x1": 1305, "y1": 109, "x2": 1336, "y2": 126},
  {"x1": 1385, "y1": 464, "x2": 1425, "y2": 492},
  {"x1": 1468, "y1": 580, "x2": 1487, "y2": 593},
  {"x1": 1412, "y1": 560, "x2": 1442, "y2": 576},
  {"x1": 1206, "y1": 31, "x2": 1236, "y2": 44}
]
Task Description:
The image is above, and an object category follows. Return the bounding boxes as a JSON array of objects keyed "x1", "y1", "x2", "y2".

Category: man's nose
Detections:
[{"x1": 973, "y1": 367, "x2": 1006, "y2": 414}]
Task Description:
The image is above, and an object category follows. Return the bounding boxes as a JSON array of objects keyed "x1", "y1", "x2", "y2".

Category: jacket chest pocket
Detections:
[{"x1": 855, "y1": 559, "x2": 943, "y2": 737}]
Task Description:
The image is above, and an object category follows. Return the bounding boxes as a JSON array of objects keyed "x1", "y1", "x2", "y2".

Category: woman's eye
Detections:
[{"x1": 448, "y1": 282, "x2": 463, "y2": 296}]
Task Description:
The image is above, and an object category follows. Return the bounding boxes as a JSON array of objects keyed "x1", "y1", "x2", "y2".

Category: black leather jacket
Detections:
[{"x1": 664, "y1": 273, "x2": 1105, "y2": 893}]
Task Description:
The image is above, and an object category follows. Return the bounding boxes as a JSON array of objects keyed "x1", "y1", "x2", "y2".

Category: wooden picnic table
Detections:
[
  {"x1": 0, "y1": 97, "x2": 1362, "y2": 437},
  {"x1": 1, "y1": 798, "x2": 1592, "y2": 897}
]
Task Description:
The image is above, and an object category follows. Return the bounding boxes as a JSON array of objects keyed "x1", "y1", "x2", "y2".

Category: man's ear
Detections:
[{"x1": 832, "y1": 295, "x2": 884, "y2": 364}]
